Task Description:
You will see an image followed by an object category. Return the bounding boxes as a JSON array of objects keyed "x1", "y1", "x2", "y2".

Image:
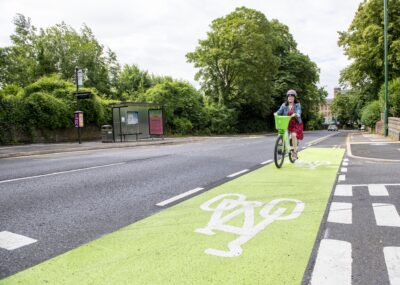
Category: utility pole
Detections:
[{"x1": 384, "y1": 0, "x2": 389, "y2": 136}]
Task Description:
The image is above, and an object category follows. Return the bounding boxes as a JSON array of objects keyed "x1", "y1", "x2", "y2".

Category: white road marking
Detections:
[
  {"x1": 373, "y1": 203, "x2": 400, "y2": 227},
  {"x1": 260, "y1": 160, "x2": 272, "y2": 165},
  {"x1": 311, "y1": 239, "x2": 352, "y2": 285},
  {"x1": 344, "y1": 158, "x2": 349, "y2": 162},
  {"x1": 307, "y1": 133, "x2": 338, "y2": 146},
  {"x1": 341, "y1": 167, "x2": 348, "y2": 173},
  {"x1": 0, "y1": 231, "x2": 37, "y2": 250},
  {"x1": 342, "y1": 162, "x2": 349, "y2": 166},
  {"x1": 0, "y1": 162, "x2": 126, "y2": 184},
  {"x1": 338, "y1": 174, "x2": 346, "y2": 182},
  {"x1": 328, "y1": 202, "x2": 352, "y2": 224},
  {"x1": 227, "y1": 169, "x2": 249, "y2": 178},
  {"x1": 384, "y1": 247, "x2": 400, "y2": 285},
  {"x1": 334, "y1": 185, "x2": 353, "y2": 196},
  {"x1": 368, "y1": 184, "x2": 389, "y2": 196},
  {"x1": 156, "y1": 187, "x2": 204, "y2": 207}
]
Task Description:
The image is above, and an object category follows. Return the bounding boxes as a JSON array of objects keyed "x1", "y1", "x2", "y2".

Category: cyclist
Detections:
[{"x1": 275, "y1": 89, "x2": 303, "y2": 160}]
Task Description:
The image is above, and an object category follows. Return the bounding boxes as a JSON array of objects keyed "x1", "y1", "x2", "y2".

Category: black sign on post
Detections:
[{"x1": 75, "y1": 91, "x2": 92, "y2": 100}]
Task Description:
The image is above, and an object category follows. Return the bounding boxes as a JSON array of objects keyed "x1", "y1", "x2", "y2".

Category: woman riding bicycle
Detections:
[{"x1": 275, "y1": 89, "x2": 304, "y2": 160}]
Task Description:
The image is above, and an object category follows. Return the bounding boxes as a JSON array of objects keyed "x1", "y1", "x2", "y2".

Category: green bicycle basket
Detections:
[{"x1": 274, "y1": 115, "x2": 293, "y2": 130}]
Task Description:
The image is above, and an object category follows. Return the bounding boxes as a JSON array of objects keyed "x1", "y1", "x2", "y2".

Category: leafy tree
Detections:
[
  {"x1": 331, "y1": 91, "x2": 360, "y2": 125},
  {"x1": 142, "y1": 80, "x2": 205, "y2": 133},
  {"x1": 187, "y1": 7, "x2": 279, "y2": 120},
  {"x1": 0, "y1": 14, "x2": 120, "y2": 95},
  {"x1": 379, "y1": 77, "x2": 400, "y2": 117},
  {"x1": 338, "y1": 0, "x2": 400, "y2": 101},
  {"x1": 361, "y1": 100, "x2": 381, "y2": 128},
  {"x1": 116, "y1": 64, "x2": 154, "y2": 101}
]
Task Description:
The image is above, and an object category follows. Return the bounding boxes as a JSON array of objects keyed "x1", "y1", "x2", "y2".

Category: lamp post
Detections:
[{"x1": 383, "y1": 0, "x2": 389, "y2": 137}]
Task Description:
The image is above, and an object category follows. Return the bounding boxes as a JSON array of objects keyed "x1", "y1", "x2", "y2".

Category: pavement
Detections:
[
  {"x1": 347, "y1": 132, "x2": 400, "y2": 161},
  {"x1": 1, "y1": 131, "x2": 399, "y2": 161}
]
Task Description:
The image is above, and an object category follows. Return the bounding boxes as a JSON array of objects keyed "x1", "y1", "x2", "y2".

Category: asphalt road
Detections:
[
  {"x1": 0, "y1": 131, "x2": 334, "y2": 278},
  {"x1": 303, "y1": 131, "x2": 400, "y2": 285}
]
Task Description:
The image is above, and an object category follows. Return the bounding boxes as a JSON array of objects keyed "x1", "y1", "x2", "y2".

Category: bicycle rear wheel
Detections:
[{"x1": 274, "y1": 135, "x2": 285, "y2": 168}]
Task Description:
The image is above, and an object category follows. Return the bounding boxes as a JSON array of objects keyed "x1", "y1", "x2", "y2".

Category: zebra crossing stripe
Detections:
[
  {"x1": 368, "y1": 184, "x2": 389, "y2": 196},
  {"x1": 310, "y1": 239, "x2": 352, "y2": 285},
  {"x1": 334, "y1": 185, "x2": 352, "y2": 196},
  {"x1": 384, "y1": 247, "x2": 400, "y2": 285},
  {"x1": 327, "y1": 202, "x2": 352, "y2": 224},
  {"x1": 372, "y1": 203, "x2": 400, "y2": 227}
]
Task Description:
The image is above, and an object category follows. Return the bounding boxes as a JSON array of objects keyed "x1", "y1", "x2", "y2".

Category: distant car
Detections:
[
  {"x1": 359, "y1": 125, "x2": 366, "y2": 131},
  {"x1": 328, "y1": 125, "x2": 338, "y2": 131}
]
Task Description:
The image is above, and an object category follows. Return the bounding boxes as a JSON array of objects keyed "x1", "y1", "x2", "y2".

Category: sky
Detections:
[{"x1": 0, "y1": 0, "x2": 363, "y2": 98}]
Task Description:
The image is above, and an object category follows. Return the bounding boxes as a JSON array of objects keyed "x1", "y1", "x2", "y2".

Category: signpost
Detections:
[{"x1": 74, "y1": 68, "x2": 89, "y2": 144}]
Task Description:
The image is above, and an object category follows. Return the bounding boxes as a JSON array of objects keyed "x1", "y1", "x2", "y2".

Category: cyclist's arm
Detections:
[{"x1": 276, "y1": 104, "x2": 285, "y2": 115}]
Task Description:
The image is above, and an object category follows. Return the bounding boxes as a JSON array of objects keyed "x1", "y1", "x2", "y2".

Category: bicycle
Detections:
[{"x1": 273, "y1": 114, "x2": 297, "y2": 168}]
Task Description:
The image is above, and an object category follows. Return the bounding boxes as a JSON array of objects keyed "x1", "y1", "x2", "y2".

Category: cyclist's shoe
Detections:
[{"x1": 291, "y1": 151, "x2": 298, "y2": 160}]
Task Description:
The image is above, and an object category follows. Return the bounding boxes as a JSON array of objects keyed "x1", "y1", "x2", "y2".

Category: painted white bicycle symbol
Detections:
[{"x1": 195, "y1": 194, "x2": 304, "y2": 257}]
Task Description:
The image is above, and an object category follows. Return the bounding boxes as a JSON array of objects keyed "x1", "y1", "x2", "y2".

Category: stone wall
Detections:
[
  {"x1": 376, "y1": 116, "x2": 400, "y2": 140},
  {"x1": 388, "y1": 117, "x2": 400, "y2": 140}
]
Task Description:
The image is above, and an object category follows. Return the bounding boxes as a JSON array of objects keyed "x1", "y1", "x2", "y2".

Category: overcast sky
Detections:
[{"x1": 0, "y1": 0, "x2": 363, "y2": 97}]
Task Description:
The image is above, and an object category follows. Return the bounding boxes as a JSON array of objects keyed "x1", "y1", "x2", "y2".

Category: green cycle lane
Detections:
[{"x1": 2, "y1": 147, "x2": 344, "y2": 285}]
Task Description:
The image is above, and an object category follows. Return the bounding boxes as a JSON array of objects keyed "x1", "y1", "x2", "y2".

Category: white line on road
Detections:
[
  {"x1": 344, "y1": 158, "x2": 349, "y2": 162},
  {"x1": 334, "y1": 185, "x2": 353, "y2": 196},
  {"x1": 260, "y1": 160, "x2": 272, "y2": 165},
  {"x1": 384, "y1": 247, "x2": 400, "y2": 285},
  {"x1": 311, "y1": 239, "x2": 352, "y2": 285},
  {"x1": 156, "y1": 187, "x2": 204, "y2": 207},
  {"x1": 307, "y1": 133, "x2": 338, "y2": 146},
  {"x1": 0, "y1": 162, "x2": 126, "y2": 184},
  {"x1": 227, "y1": 169, "x2": 249, "y2": 178},
  {"x1": 342, "y1": 162, "x2": 349, "y2": 166},
  {"x1": 368, "y1": 184, "x2": 389, "y2": 196},
  {"x1": 0, "y1": 231, "x2": 37, "y2": 250},
  {"x1": 328, "y1": 202, "x2": 352, "y2": 224},
  {"x1": 341, "y1": 167, "x2": 348, "y2": 173},
  {"x1": 338, "y1": 174, "x2": 346, "y2": 182},
  {"x1": 373, "y1": 203, "x2": 400, "y2": 227}
]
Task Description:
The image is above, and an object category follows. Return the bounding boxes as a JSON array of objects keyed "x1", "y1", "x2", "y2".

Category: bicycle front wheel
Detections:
[{"x1": 274, "y1": 135, "x2": 285, "y2": 168}]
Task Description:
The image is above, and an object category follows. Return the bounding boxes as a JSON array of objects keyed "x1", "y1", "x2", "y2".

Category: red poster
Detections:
[{"x1": 149, "y1": 109, "x2": 163, "y2": 135}]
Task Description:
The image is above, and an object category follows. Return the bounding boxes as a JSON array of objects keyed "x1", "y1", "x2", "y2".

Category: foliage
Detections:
[
  {"x1": 0, "y1": 14, "x2": 120, "y2": 95},
  {"x1": 187, "y1": 7, "x2": 279, "y2": 114},
  {"x1": 338, "y1": 0, "x2": 400, "y2": 102},
  {"x1": 305, "y1": 112, "x2": 325, "y2": 130},
  {"x1": 379, "y1": 77, "x2": 400, "y2": 117},
  {"x1": 187, "y1": 7, "x2": 325, "y2": 131},
  {"x1": 361, "y1": 100, "x2": 382, "y2": 127},
  {"x1": 143, "y1": 80, "x2": 205, "y2": 133},
  {"x1": 331, "y1": 91, "x2": 360, "y2": 125},
  {"x1": 203, "y1": 102, "x2": 238, "y2": 134}
]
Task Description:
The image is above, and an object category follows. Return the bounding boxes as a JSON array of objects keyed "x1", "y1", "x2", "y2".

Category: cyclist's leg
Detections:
[{"x1": 291, "y1": 132, "x2": 298, "y2": 158}]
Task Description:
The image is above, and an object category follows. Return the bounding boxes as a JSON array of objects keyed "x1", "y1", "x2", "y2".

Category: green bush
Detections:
[
  {"x1": 361, "y1": 100, "x2": 381, "y2": 127},
  {"x1": 204, "y1": 104, "x2": 237, "y2": 134},
  {"x1": 24, "y1": 92, "x2": 72, "y2": 130},
  {"x1": 172, "y1": 117, "x2": 193, "y2": 134},
  {"x1": 379, "y1": 77, "x2": 400, "y2": 117}
]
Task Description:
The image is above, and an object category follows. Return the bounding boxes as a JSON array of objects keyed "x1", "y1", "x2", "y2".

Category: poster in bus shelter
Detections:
[{"x1": 149, "y1": 109, "x2": 163, "y2": 135}]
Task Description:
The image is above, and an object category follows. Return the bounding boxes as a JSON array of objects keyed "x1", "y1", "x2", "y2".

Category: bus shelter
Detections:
[{"x1": 111, "y1": 102, "x2": 164, "y2": 142}]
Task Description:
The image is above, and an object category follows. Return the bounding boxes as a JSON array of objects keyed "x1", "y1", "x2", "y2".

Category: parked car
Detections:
[
  {"x1": 328, "y1": 124, "x2": 338, "y2": 131},
  {"x1": 359, "y1": 125, "x2": 365, "y2": 131}
]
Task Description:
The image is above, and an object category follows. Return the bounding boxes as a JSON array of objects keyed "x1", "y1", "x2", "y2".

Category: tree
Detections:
[
  {"x1": 338, "y1": 0, "x2": 400, "y2": 101},
  {"x1": 331, "y1": 91, "x2": 360, "y2": 125},
  {"x1": 0, "y1": 14, "x2": 120, "y2": 95},
  {"x1": 143, "y1": 80, "x2": 205, "y2": 133},
  {"x1": 361, "y1": 100, "x2": 381, "y2": 128},
  {"x1": 187, "y1": 7, "x2": 279, "y2": 126}
]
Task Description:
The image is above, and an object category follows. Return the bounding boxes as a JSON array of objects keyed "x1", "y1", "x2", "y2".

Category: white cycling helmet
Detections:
[{"x1": 286, "y1": 89, "x2": 297, "y2": 97}]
